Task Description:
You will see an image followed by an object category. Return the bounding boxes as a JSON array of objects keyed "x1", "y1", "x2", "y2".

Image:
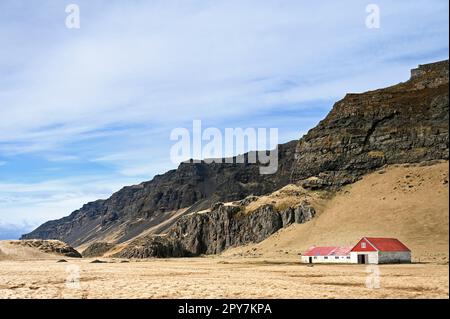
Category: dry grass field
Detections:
[{"x1": 0, "y1": 257, "x2": 448, "y2": 299}]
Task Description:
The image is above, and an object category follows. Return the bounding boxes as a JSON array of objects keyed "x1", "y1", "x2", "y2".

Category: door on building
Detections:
[
  {"x1": 357, "y1": 254, "x2": 367, "y2": 264},
  {"x1": 309, "y1": 257, "x2": 313, "y2": 264}
]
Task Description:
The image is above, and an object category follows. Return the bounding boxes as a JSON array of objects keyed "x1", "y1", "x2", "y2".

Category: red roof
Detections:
[
  {"x1": 352, "y1": 237, "x2": 410, "y2": 252},
  {"x1": 303, "y1": 246, "x2": 352, "y2": 256}
]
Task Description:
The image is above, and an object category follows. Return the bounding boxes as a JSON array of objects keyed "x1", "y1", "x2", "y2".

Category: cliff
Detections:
[{"x1": 292, "y1": 60, "x2": 449, "y2": 188}]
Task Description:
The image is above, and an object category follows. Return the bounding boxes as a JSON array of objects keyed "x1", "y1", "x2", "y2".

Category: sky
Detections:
[{"x1": 0, "y1": 0, "x2": 448, "y2": 239}]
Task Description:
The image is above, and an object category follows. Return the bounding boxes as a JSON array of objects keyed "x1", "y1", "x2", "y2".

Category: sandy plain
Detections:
[{"x1": 0, "y1": 256, "x2": 448, "y2": 299}]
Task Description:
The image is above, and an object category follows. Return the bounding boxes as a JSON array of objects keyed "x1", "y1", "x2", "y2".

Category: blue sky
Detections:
[{"x1": 0, "y1": 0, "x2": 448, "y2": 239}]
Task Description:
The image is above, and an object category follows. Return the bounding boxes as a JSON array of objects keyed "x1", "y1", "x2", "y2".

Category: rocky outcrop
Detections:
[
  {"x1": 114, "y1": 200, "x2": 315, "y2": 258},
  {"x1": 113, "y1": 236, "x2": 188, "y2": 258},
  {"x1": 279, "y1": 202, "x2": 316, "y2": 227},
  {"x1": 22, "y1": 60, "x2": 449, "y2": 252},
  {"x1": 291, "y1": 60, "x2": 449, "y2": 187},
  {"x1": 9, "y1": 240, "x2": 82, "y2": 258},
  {"x1": 82, "y1": 242, "x2": 116, "y2": 258}
]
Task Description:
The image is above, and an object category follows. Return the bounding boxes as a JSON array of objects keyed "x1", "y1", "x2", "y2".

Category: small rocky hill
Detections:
[{"x1": 0, "y1": 240, "x2": 81, "y2": 260}]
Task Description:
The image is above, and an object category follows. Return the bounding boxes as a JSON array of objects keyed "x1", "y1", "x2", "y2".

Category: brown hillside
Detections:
[{"x1": 223, "y1": 161, "x2": 449, "y2": 263}]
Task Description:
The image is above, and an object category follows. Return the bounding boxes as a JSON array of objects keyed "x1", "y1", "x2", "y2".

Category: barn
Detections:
[
  {"x1": 350, "y1": 237, "x2": 411, "y2": 264},
  {"x1": 301, "y1": 246, "x2": 352, "y2": 264}
]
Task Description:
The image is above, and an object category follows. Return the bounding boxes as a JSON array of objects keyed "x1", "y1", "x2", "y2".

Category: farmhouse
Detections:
[
  {"x1": 350, "y1": 237, "x2": 411, "y2": 264},
  {"x1": 301, "y1": 246, "x2": 352, "y2": 264},
  {"x1": 301, "y1": 237, "x2": 411, "y2": 264}
]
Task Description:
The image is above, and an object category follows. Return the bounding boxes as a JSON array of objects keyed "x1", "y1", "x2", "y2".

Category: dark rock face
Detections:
[
  {"x1": 114, "y1": 201, "x2": 315, "y2": 258},
  {"x1": 82, "y1": 242, "x2": 115, "y2": 258},
  {"x1": 113, "y1": 236, "x2": 189, "y2": 258},
  {"x1": 169, "y1": 204, "x2": 283, "y2": 255},
  {"x1": 22, "y1": 60, "x2": 449, "y2": 251},
  {"x1": 279, "y1": 203, "x2": 316, "y2": 227},
  {"x1": 292, "y1": 60, "x2": 449, "y2": 187}
]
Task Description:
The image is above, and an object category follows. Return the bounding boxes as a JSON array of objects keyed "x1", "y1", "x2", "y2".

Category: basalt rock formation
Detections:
[
  {"x1": 81, "y1": 242, "x2": 116, "y2": 258},
  {"x1": 114, "y1": 200, "x2": 315, "y2": 258},
  {"x1": 22, "y1": 60, "x2": 449, "y2": 255}
]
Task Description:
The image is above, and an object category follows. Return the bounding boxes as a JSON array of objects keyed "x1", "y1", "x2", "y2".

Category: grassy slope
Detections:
[{"x1": 223, "y1": 161, "x2": 449, "y2": 263}]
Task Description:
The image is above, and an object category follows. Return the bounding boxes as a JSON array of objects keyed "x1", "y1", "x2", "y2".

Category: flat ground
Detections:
[{"x1": 0, "y1": 257, "x2": 448, "y2": 299}]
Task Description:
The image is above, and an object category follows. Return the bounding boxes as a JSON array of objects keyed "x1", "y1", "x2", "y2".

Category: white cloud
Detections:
[
  {"x1": 46, "y1": 155, "x2": 79, "y2": 162},
  {"x1": 0, "y1": 175, "x2": 143, "y2": 227},
  {"x1": 1, "y1": 1, "x2": 448, "y2": 151}
]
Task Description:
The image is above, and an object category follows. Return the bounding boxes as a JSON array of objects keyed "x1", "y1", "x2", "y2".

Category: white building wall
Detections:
[
  {"x1": 350, "y1": 252, "x2": 358, "y2": 264},
  {"x1": 378, "y1": 251, "x2": 411, "y2": 264},
  {"x1": 301, "y1": 255, "x2": 352, "y2": 263},
  {"x1": 301, "y1": 256, "x2": 310, "y2": 263},
  {"x1": 367, "y1": 252, "x2": 379, "y2": 264},
  {"x1": 302, "y1": 251, "x2": 411, "y2": 264}
]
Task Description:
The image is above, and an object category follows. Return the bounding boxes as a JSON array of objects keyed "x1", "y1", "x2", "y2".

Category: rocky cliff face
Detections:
[
  {"x1": 22, "y1": 60, "x2": 449, "y2": 253},
  {"x1": 292, "y1": 60, "x2": 449, "y2": 188},
  {"x1": 114, "y1": 199, "x2": 315, "y2": 258},
  {"x1": 81, "y1": 242, "x2": 115, "y2": 258}
]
